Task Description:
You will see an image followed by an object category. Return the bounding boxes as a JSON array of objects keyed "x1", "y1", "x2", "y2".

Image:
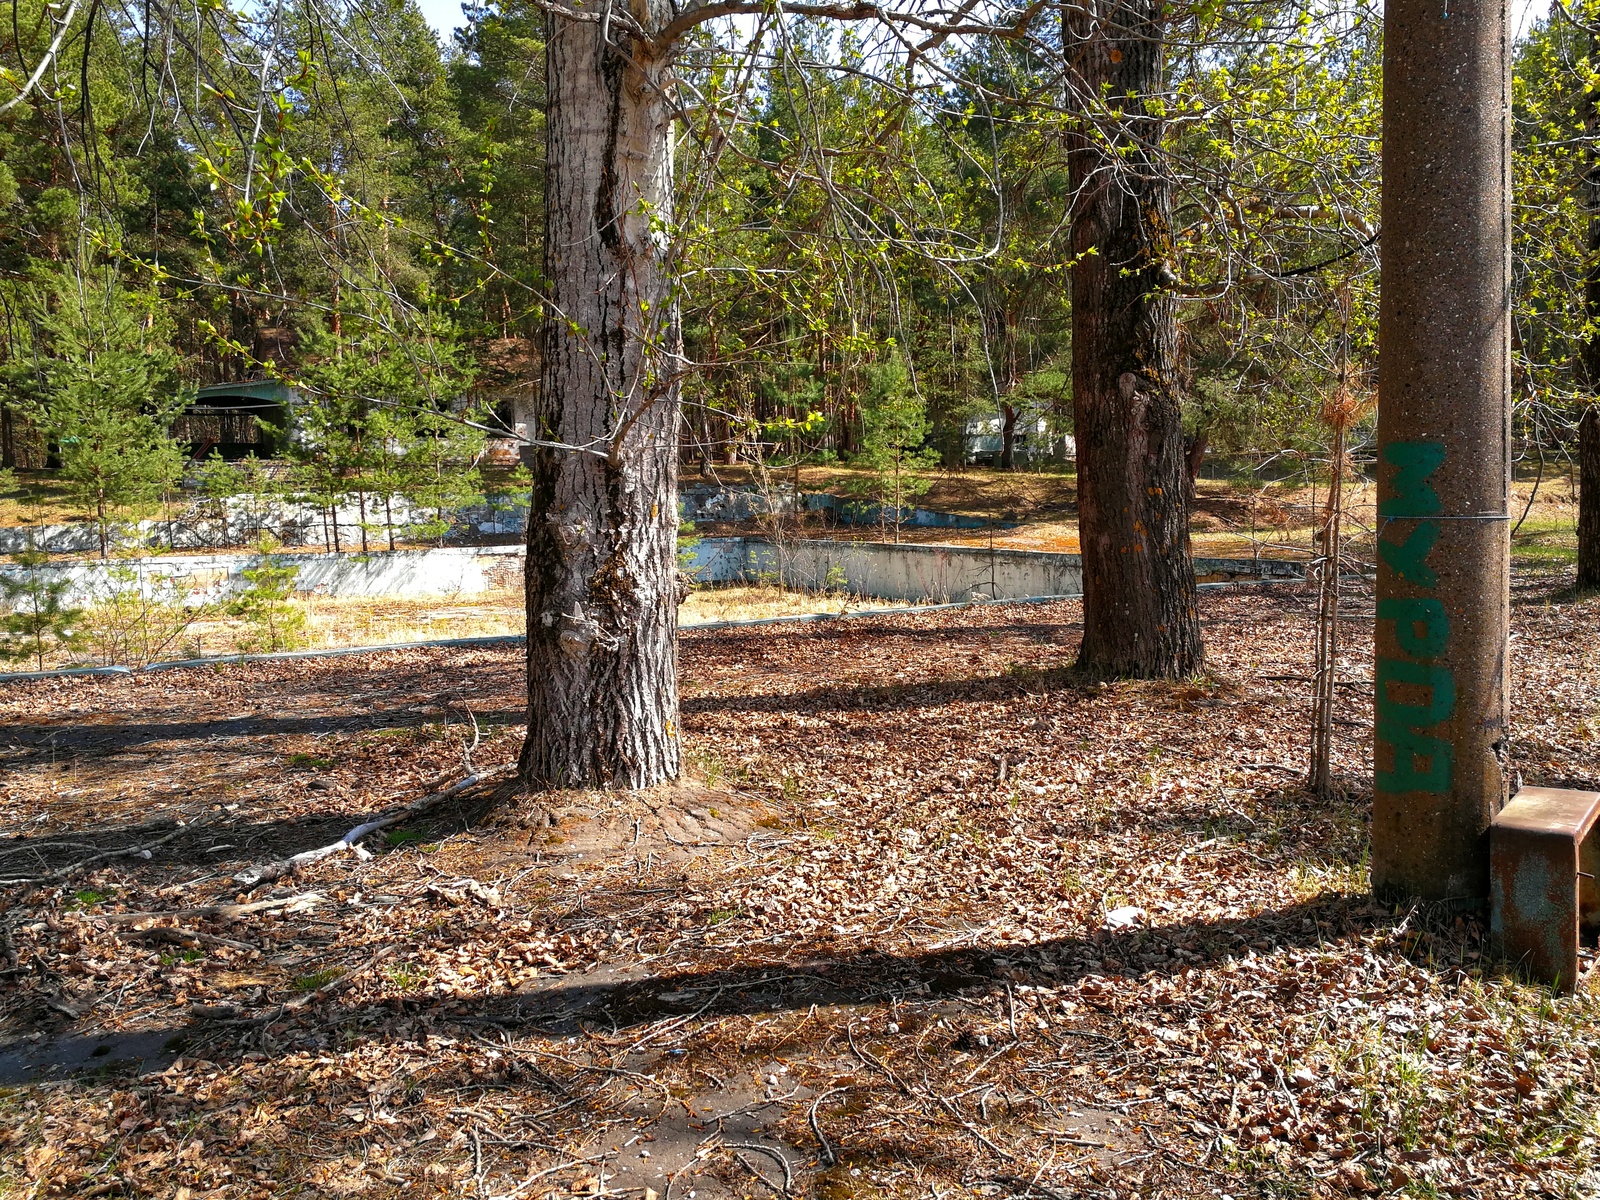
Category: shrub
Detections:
[
  {"x1": 228, "y1": 541, "x2": 306, "y2": 653},
  {"x1": 0, "y1": 548, "x2": 84, "y2": 671}
]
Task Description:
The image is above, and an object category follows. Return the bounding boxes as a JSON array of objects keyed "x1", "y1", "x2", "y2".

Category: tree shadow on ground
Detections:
[
  {"x1": 0, "y1": 706, "x2": 527, "y2": 762},
  {"x1": 0, "y1": 784, "x2": 511, "y2": 878},
  {"x1": 681, "y1": 618, "x2": 1086, "y2": 649},
  {"x1": 681, "y1": 666, "x2": 1116, "y2": 718},
  {"x1": 3, "y1": 891, "x2": 1399, "y2": 1088}
]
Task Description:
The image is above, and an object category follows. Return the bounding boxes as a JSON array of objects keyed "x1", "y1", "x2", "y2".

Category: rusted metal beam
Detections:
[{"x1": 1372, "y1": 0, "x2": 1512, "y2": 902}]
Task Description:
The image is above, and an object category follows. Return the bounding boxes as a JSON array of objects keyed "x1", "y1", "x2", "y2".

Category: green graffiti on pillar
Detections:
[
  {"x1": 1378, "y1": 522, "x2": 1440, "y2": 586},
  {"x1": 1377, "y1": 722, "x2": 1455, "y2": 793},
  {"x1": 1375, "y1": 439, "x2": 1454, "y2": 795},
  {"x1": 1379, "y1": 441, "x2": 1445, "y2": 518},
  {"x1": 1376, "y1": 658, "x2": 1456, "y2": 727},
  {"x1": 1376, "y1": 598, "x2": 1450, "y2": 658}
]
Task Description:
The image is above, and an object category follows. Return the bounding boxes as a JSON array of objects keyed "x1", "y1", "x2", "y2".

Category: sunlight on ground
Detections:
[
  {"x1": 679, "y1": 583, "x2": 905, "y2": 624},
  {"x1": 8, "y1": 585, "x2": 891, "y2": 670}
]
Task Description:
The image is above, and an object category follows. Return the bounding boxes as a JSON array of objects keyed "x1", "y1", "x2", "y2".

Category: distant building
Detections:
[
  {"x1": 964, "y1": 410, "x2": 1073, "y2": 466},
  {"x1": 175, "y1": 380, "x2": 300, "y2": 460}
]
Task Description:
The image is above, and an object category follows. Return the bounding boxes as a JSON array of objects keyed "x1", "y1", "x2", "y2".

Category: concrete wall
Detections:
[
  {"x1": 685, "y1": 538, "x2": 1078, "y2": 601},
  {"x1": 0, "y1": 495, "x2": 528, "y2": 555},
  {"x1": 0, "y1": 545, "x2": 524, "y2": 607},
  {"x1": 1, "y1": 488, "x2": 1022, "y2": 552},
  {"x1": 1, "y1": 536, "x2": 1299, "y2": 610},
  {"x1": 683, "y1": 538, "x2": 1301, "y2": 603}
]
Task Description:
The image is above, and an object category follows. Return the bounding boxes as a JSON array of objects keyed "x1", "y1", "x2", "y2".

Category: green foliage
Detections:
[
  {"x1": 0, "y1": 549, "x2": 84, "y2": 671},
  {"x1": 292, "y1": 312, "x2": 483, "y2": 550},
  {"x1": 81, "y1": 562, "x2": 210, "y2": 668},
  {"x1": 227, "y1": 541, "x2": 306, "y2": 653},
  {"x1": 0, "y1": 0, "x2": 1582, "y2": 550},
  {"x1": 677, "y1": 514, "x2": 703, "y2": 575},
  {"x1": 14, "y1": 270, "x2": 190, "y2": 556},
  {"x1": 850, "y1": 351, "x2": 938, "y2": 537},
  {"x1": 195, "y1": 455, "x2": 281, "y2": 549}
]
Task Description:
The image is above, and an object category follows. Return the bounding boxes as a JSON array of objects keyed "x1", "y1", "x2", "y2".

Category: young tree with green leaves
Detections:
[
  {"x1": 0, "y1": 548, "x2": 83, "y2": 671},
  {"x1": 852, "y1": 352, "x2": 938, "y2": 543},
  {"x1": 22, "y1": 271, "x2": 190, "y2": 558}
]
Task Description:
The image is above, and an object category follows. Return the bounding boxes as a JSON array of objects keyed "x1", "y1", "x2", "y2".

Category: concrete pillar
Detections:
[{"x1": 1372, "y1": 0, "x2": 1512, "y2": 901}]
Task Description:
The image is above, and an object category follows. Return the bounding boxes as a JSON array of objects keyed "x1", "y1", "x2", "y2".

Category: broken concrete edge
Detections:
[
  {"x1": 0, "y1": 664, "x2": 135, "y2": 683},
  {"x1": 0, "y1": 575, "x2": 1304, "y2": 683}
]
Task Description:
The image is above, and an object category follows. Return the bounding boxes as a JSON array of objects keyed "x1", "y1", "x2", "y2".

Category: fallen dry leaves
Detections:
[{"x1": 0, "y1": 573, "x2": 1596, "y2": 1199}]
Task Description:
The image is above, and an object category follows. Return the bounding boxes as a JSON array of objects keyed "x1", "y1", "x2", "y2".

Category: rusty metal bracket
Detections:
[{"x1": 1490, "y1": 787, "x2": 1600, "y2": 992}]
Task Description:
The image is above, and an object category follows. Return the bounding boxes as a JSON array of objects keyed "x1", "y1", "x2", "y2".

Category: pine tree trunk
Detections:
[
  {"x1": 521, "y1": 4, "x2": 682, "y2": 790},
  {"x1": 999, "y1": 403, "x2": 1017, "y2": 471},
  {"x1": 1580, "y1": 406, "x2": 1600, "y2": 589},
  {"x1": 1065, "y1": 0, "x2": 1202, "y2": 678}
]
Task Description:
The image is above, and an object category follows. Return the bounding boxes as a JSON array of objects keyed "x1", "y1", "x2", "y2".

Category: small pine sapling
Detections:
[
  {"x1": 228, "y1": 539, "x2": 307, "y2": 653},
  {"x1": 0, "y1": 549, "x2": 84, "y2": 671},
  {"x1": 851, "y1": 350, "x2": 938, "y2": 543}
]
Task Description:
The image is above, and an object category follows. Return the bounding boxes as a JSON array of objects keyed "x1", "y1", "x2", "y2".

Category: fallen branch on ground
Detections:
[
  {"x1": 120, "y1": 925, "x2": 260, "y2": 953},
  {"x1": 0, "y1": 816, "x2": 221, "y2": 887},
  {"x1": 728, "y1": 1142, "x2": 794, "y2": 1193},
  {"x1": 233, "y1": 764, "x2": 514, "y2": 889},
  {"x1": 98, "y1": 892, "x2": 327, "y2": 924}
]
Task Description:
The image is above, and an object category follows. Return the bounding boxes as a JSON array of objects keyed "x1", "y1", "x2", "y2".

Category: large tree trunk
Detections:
[
  {"x1": 1580, "y1": 406, "x2": 1600, "y2": 589},
  {"x1": 520, "y1": 5, "x2": 682, "y2": 790},
  {"x1": 1064, "y1": 0, "x2": 1202, "y2": 678},
  {"x1": 999, "y1": 402, "x2": 1018, "y2": 470},
  {"x1": 1583, "y1": 30, "x2": 1600, "y2": 592}
]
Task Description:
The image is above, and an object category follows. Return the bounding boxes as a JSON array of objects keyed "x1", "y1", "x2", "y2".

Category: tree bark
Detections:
[
  {"x1": 999, "y1": 402, "x2": 1018, "y2": 470},
  {"x1": 1580, "y1": 406, "x2": 1600, "y2": 589},
  {"x1": 520, "y1": 2, "x2": 682, "y2": 790},
  {"x1": 1582, "y1": 29, "x2": 1600, "y2": 592},
  {"x1": 1064, "y1": 0, "x2": 1202, "y2": 678},
  {"x1": 1184, "y1": 430, "x2": 1208, "y2": 504}
]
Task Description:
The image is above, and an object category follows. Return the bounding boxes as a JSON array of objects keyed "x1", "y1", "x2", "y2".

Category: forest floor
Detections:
[{"x1": 1, "y1": 573, "x2": 1598, "y2": 1198}]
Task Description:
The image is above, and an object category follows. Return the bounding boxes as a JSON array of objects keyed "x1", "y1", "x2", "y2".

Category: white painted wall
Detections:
[
  {"x1": 0, "y1": 538, "x2": 1298, "y2": 610},
  {"x1": 0, "y1": 545, "x2": 524, "y2": 607}
]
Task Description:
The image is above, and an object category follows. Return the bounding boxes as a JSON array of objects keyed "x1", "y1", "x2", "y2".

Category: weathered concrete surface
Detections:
[
  {"x1": 1373, "y1": 0, "x2": 1512, "y2": 902},
  {"x1": 684, "y1": 538, "x2": 1299, "y2": 603},
  {"x1": 2, "y1": 538, "x2": 1297, "y2": 609},
  {"x1": 0, "y1": 496, "x2": 527, "y2": 554},
  {"x1": 0, "y1": 545, "x2": 524, "y2": 607}
]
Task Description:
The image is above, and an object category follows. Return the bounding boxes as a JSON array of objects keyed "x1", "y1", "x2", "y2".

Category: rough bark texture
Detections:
[
  {"x1": 520, "y1": 4, "x2": 682, "y2": 790},
  {"x1": 1581, "y1": 406, "x2": 1600, "y2": 589},
  {"x1": 1371, "y1": 0, "x2": 1510, "y2": 902},
  {"x1": 1583, "y1": 36, "x2": 1600, "y2": 593},
  {"x1": 1064, "y1": 0, "x2": 1202, "y2": 679}
]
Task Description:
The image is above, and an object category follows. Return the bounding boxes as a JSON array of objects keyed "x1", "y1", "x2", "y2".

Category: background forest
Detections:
[{"x1": 0, "y1": 0, "x2": 1592, "y2": 518}]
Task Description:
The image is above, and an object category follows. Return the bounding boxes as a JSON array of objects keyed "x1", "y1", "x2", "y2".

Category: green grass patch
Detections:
[
  {"x1": 383, "y1": 963, "x2": 429, "y2": 992},
  {"x1": 384, "y1": 828, "x2": 426, "y2": 849},
  {"x1": 72, "y1": 889, "x2": 110, "y2": 908},
  {"x1": 286, "y1": 752, "x2": 335, "y2": 770},
  {"x1": 1512, "y1": 517, "x2": 1578, "y2": 566},
  {"x1": 292, "y1": 968, "x2": 343, "y2": 992}
]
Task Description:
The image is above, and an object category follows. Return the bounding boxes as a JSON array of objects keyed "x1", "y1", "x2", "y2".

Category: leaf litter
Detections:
[{"x1": 0, "y1": 575, "x2": 1595, "y2": 1197}]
